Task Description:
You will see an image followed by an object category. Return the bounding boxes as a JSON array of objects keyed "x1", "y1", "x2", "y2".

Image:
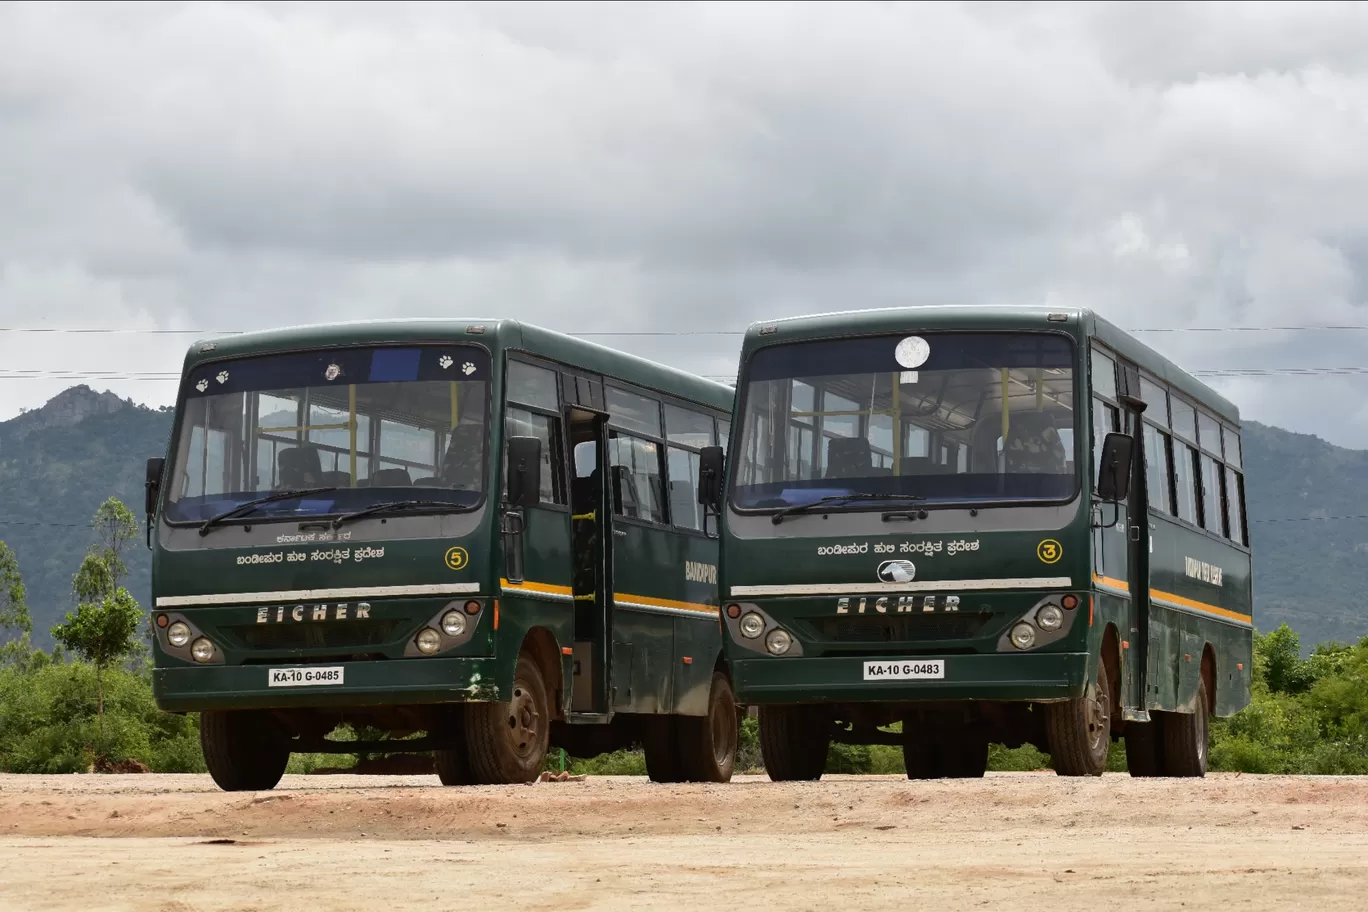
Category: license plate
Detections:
[
  {"x1": 863, "y1": 660, "x2": 944, "y2": 681},
  {"x1": 268, "y1": 666, "x2": 345, "y2": 687}
]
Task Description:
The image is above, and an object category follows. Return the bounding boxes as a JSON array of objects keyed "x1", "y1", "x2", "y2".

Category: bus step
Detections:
[
  {"x1": 566, "y1": 712, "x2": 615, "y2": 725},
  {"x1": 1121, "y1": 708, "x2": 1152, "y2": 723}
]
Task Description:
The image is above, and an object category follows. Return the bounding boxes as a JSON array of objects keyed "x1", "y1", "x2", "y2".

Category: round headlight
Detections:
[
  {"x1": 441, "y1": 611, "x2": 467, "y2": 638},
  {"x1": 1009, "y1": 623, "x2": 1036, "y2": 650},
  {"x1": 1037, "y1": 604, "x2": 1064, "y2": 631},
  {"x1": 739, "y1": 612, "x2": 765, "y2": 639},
  {"x1": 167, "y1": 621, "x2": 191, "y2": 648},
  {"x1": 190, "y1": 637, "x2": 215, "y2": 663},
  {"x1": 416, "y1": 627, "x2": 442, "y2": 654},
  {"x1": 765, "y1": 629, "x2": 793, "y2": 655}
]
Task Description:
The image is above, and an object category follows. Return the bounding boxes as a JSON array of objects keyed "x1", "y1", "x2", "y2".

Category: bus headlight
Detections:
[
  {"x1": 167, "y1": 622, "x2": 191, "y2": 648},
  {"x1": 191, "y1": 637, "x2": 215, "y2": 663},
  {"x1": 415, "y1": 628, "x2": 442, "y2": 655},
  {"x1": 739, "y1": 612, "x2": 765, "y2": 639},
  {"x1": 1037, "y1": 604, "x2": 1064, "y2": 631},
  {"x1": 441, "y1": 611, "x2": 467, "y2": 637},
  {"x1": 765, "y1": 629, "x2": 793, "y2": 655},
  {"x1": 1009, "y1": 623, "x2": 1036, "y2": 650}
]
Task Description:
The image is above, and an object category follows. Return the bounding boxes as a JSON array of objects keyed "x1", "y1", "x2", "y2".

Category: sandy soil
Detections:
[{"x1": 2, "y1": 772, "x2": 1367, "y2": 910}]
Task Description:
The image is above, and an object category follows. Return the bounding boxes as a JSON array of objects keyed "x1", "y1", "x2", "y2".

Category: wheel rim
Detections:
[
  {"x1": 1085, "y1": 664, "x2": 1111, "y2": 758},
  {"x1": 709, "y1": 691, "x2": 736, "y2": 767},
  {"x1": 505, "y1": 676, "x2": 542, "y2": 760}
]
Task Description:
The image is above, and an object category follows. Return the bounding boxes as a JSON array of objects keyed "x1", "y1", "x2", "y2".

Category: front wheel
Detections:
[
  {"x1": 904, "y1": 735, "x2": 989, "y2": 779},
  {"x1": 758, "y1": 705, "x2": 829, "y2": 781},
  {"x1": 464, "y1": 652, "x2": 550, "y2": 783},
  {"x1": 678, "y1": 672, "x2": 739, "y2": 782},
  {"x1": 1047, "y1": 657, "x2": 1112, "y2": 776},
  {"x1": 434, "y1": 706, "x2": 473, "y2": 785},
  {"x1": 200, "y1": 710, "x2": 290, "y2": 792}
]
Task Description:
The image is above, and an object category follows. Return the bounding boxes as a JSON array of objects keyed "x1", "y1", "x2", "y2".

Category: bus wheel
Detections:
[
  {"x1": 758, "y1": 705, "x2": 828, "y2": 781},
  {"x1": 641, "y1": 717, "x2": 684, "y2": 783},
  {"x1": 679, "y1": 672, "x2": 739, "y2": 782},
  {"x1": 200, "y1": 710, "x2": 289, "y2": 792},
  {"x1": 1047, "y1": 657, "x2": 1111, "y2": 777},
  {"x1": 904, "y1": 735, "x2": 988, "y2": 779},
  {"x1": 1124, "y1": 719, "x2": 1164, "y2": 777},
  {"x1": 464, "y1": 652, "x2": 550, "y2": 784},
  {"x1": 434, "y1": 706, "x2": 473, "y2": 785},
  {"x1": 1161, "y1": 676, "x2": 1209, "y2": 778}
]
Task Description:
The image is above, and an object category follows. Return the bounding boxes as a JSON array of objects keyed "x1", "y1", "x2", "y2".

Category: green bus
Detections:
[
  {"x1": 695, "y1": 305, "x2": 1253, "y2": 779},
  {"x1": 144, "y1": 319, "x2": 738, "y2": 790}
]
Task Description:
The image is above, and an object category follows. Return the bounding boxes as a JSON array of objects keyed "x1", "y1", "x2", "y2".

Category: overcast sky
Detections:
[{"x1": 5, "y1": 1, "x2": 1368, "y2": 445}]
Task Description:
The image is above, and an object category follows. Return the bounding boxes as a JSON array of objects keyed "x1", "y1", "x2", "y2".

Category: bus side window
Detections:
[
  {"x1": 1171, "y1": 441, "x2": 1199, "y2": 525},
  {"x1": 504, "y1": 407, "x2": 564, "y2": 505}
]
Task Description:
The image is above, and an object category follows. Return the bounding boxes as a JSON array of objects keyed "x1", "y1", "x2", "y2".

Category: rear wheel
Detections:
[
  {"x1": 641, "y1": 717, "x2": 684, "y2": 783},
  {"x1": 1161, "y1": 675, "x2": 1210, "y2": 777},
  {"x1": 465, "y1": 652, "x2": 550, "y2": 784},
  {"x1": 1124, "y1": 718, "x2": 1164, "y2": 777},
  {"x1": 903, "y1": 735, "x2": 989, "y2": 779},
  {"x1": 434, "y1": 706, "x2": 473, "y2": 785},
  {"x1": 758, "y1": 705, "x2": 829, "y2": 781},
  {"x1": 1047, "y1": 657, "x2": 1112, "y2": 777},
  {"x1": 678, "y1": 672, "x2": 739, "y2": 782},
  {"x1": 200, "y1": 710, "x2": 290, "y2": 792}
]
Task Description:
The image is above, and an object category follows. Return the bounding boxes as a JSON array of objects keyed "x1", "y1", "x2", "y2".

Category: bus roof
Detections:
[
  {"x1": 180, "y1": 318, "x2": 735, "y2": 412},
  {"x1": 738, "y1": 305, "x2": 1240, "y2": 424}
]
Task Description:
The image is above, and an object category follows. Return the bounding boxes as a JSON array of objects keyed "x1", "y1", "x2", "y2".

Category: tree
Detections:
[
  {"x1": 0, "y1": 541, "x2": 32, "y2": 664},
  {"x1": 51, "y1": 498, "x2": 146, "y2": 750},
  {"x1": 1255, "y1": 624, "x2": 1317, "y2": 695}
]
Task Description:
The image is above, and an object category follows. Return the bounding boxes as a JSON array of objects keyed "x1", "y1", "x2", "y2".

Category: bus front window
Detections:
[
  {"x1": 731, "y1": 332, "x2": 1078, "y2": 510},
  {"x1": 164, "y1": 346, "x2": 490, "y2": 525}
]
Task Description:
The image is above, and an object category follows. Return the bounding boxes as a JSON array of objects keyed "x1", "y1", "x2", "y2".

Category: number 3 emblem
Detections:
[
  {"x1": 444, "y1": 547, "x2": 469, "y2": 571},
  {"x1": 1037, "y1": 539, "x2": 1062, "y2": 564}
]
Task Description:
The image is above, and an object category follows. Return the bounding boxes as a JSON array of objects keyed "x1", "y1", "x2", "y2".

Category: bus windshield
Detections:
[
  {"x1": 164, "y1": 345, "x2": 490, "y2": 524},
  {"x1": 730, "y1": 331, "x2": 1078, "y2": 510}
]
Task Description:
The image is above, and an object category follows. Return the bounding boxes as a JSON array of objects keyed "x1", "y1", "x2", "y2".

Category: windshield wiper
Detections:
[
  {"x1": 770, "y1": 493, "x2": 926, "y2": 525},
  {"x1": 198, "y1": 487, "x2": 339, "y2": 536},
  {"x1": 327, "y1": 499, "x2": 468, "y2": 529}
]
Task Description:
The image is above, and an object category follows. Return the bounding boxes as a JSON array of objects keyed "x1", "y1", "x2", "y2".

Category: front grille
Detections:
[
  {"x1": 225, "y1": 621, "x2": 401, "y2": 651},
  {"x1": 815, "y1": 613, "x2": 992, "y2": 643}
]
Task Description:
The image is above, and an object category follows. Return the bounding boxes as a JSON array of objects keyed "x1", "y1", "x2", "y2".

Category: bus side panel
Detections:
[
  {"x1": 671, "y1": 532, "x2": 723, "y2": 717},
  {"x1": 500, "y1": 502, "x2": 575, "y2": 710}
]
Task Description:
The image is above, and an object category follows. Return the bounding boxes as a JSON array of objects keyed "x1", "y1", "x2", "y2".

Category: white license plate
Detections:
[
  {"x1": 863, "y1": 660, "x2": 944, "y2": 681},
  {"x1": 268, "y1": 666, "x2": 345, "y2": 687}
]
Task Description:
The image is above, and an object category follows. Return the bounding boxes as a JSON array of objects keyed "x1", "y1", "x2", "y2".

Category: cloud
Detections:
[{"x1": 3, "y1": 1, "x2": 1368, "y2": 445}]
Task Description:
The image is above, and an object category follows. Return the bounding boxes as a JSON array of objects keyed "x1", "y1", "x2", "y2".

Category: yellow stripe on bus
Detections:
[
  {"x1": 1091, "y1": 574, "x2": 1252, "y2": 625},
  {"x1": 500, "y1": 579, "x2": 716, "y2": 614}
]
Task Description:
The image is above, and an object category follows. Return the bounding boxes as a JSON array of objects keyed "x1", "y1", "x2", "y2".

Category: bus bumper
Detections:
[
  {"x1": 731, "y1": 652, "x2": 1088, "y2": 704},
  {"x1": 152, "y1": 656, "x2": 500, "y2": 713}
]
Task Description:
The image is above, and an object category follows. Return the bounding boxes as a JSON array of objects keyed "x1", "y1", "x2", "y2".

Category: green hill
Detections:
[{"x1": 0, "y1": 389, "x2": 1364, "y2": 649}]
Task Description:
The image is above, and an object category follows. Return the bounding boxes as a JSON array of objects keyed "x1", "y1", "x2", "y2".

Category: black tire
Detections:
[
  {"x1": 678, "y1": 672, "x2": 739, "y2": 782},
  {"x1": 464, "y1": 652, "x2": 550, "y2": 784},
  {"x1": 200, "y1": 710, "x2": 289, "y2": 792},
  {"x1": 1047, "y1": 657, "x2": 1112, "y2": 777},
  {"x1": 1124, "y1": 718, "x2": 1164, "y2": 777},
  {"x1": 641, "y1": 716, "x2": 685, "y2": 783},
  {"x1": 434, "y1": 706, "x2": 473, "y2": 785},
  {"x1": 758, "y1": 704, "x2": 829, "y2": 781},
  {"x1": 903, "y1": 735, "x2": 989, "y2": 779},
  {"x1": 1161, "y1": 674, "x2": 1210, "y2": 778}
]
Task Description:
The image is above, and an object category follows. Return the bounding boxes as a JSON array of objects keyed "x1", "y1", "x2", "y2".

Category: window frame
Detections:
[{"x1": 503, "y1": 354, "x2": 569, "y2": 511}]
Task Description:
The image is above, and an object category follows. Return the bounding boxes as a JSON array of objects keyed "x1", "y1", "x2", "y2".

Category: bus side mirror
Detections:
[
  {"x1": 1097, "y1": 433, "x2": 1133, "y2": 502},
  {"x1": 145, "y1": 457, "x2": 165, "y2": 518},
  {"x1": 697, "y1": 445, "x2": 724, "y2": 512},
  {"x1": 507, "y1": 436, "x2": 542, "y2": 509}
]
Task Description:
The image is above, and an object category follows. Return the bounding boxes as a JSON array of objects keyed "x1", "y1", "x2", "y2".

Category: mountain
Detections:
[{"x1": 0, "y1": 389, "x2": 1364, "y2": 649}]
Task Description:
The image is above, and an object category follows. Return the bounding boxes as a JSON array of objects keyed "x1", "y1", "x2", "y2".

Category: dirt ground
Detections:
[{"x1": 2, "y1": 772, "x2": 1367, "y2": 911}]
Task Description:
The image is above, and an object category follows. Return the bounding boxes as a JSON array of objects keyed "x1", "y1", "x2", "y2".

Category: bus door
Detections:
[
  {"x1": 1117, "y1": 359, "x2": 1153, "y2": 715},
  {"x1": 567, "y1": 406, "x2": 614, "y2": 718}
]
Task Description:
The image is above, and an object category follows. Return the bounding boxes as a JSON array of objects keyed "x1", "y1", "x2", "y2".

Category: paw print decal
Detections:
[
  {"x1": 438, "y1": 355, "x2": 454, "y2": 369},
  {"x1": 461, "y1": 362, "x2": 476, "y2": 376},
  {"x1": 195, "y1": 379, "x2": 209, "y2": 393},
  {"x1": 324, "y1": 363, "x2": 342, "y2": 381},
  {"x1": 215, "y1": 370, "x2": 229, "y2": 385}
]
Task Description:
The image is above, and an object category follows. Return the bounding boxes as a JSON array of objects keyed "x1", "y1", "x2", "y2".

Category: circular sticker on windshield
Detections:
[{"x1": 895, "y1": 336, "x2": 930, "y2": 369}]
